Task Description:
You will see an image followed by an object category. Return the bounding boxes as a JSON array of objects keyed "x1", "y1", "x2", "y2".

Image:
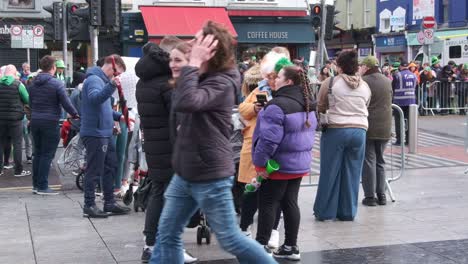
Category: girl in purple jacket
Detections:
[{"x1": 252, "y1": 66, "x2": 317, "y2": 261}]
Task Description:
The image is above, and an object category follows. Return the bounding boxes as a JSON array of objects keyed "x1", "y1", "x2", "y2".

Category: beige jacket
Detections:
[{"x1": 317, "y1": 74, "x2": 371, "y2": 130}]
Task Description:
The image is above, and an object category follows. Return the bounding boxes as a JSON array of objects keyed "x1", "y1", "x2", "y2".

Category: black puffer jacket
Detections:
[{"x1": 135, "y1": 44, "x2": 173, "y2": 182}]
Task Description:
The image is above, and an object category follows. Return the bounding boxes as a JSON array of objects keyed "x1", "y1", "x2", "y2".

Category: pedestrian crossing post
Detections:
[{"x1": 408, "y1": 104, "x2": 418, "y2": 154}]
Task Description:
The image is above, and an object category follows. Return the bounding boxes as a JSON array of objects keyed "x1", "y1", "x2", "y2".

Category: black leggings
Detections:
[
  {"x1": 4, "y1": 136, "x2": 11, "y2": 164},
  {"x1": 256, "y1": 177, "x2": 302, "y2": 246},
  {"x1": 240, "y1": 188, "x2": 281, "y2": 231}
]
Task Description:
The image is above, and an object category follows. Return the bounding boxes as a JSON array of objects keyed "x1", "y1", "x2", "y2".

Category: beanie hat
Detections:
[
  {"x1": 392, "y1": 62, "x2": 401, "y2": 68},
  {"x1": 242, "y1": 64, "x2": 262, "y2": 86},
  {"x1": 424, "y1": 67, "x2": 432, "y2": 71},
  {"x1": 361, "y1": 56, "x2": 379, "y2": 68},
  {"x1": 274, "y1": 58, "x2": 294, "y2": 73},
  {"x1": 431, "y1": 56, "x2": 440, "y2": 66}
]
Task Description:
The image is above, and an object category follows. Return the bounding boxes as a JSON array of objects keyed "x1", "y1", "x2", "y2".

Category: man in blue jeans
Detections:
[
  {"x1": 28, "y1": 57, "x2": 79, "y2": 195},
  {"x1": 80, "y1": 54, "x2": 130, "y2": 218},
  {"x1": 150, "y1": 23, "x2": 276, "y2": 264}
]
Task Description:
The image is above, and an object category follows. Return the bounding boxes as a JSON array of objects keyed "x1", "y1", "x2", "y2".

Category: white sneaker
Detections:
[
  {"x1": 183, "y1": 249, "x2": 198, "y2": 263},
  {"x1": 14, "y1": 170, "x2": 31, "y2": 177},
  {"x1": 268, "y1": 229, "x2": 280, "y2": 249},
  {"x1": 3, "y1": 164, "x2": 13, "y2": 170},
  {"x1": 120, "y1": 183, "x2": 129, "y2": 196}
]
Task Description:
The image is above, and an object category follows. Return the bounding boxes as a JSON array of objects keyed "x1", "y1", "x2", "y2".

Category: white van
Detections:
[{"x1": 414, "y1": 36, "x2": 468, "y2": 66}]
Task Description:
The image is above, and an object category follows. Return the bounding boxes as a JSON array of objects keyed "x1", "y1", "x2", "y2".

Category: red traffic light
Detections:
[
  {"x1": 313, "y1": 5, "x2": 321, "y2": 15},
  {"x1": 69, "y1": 4, "x2": 78, "y2": 13}
]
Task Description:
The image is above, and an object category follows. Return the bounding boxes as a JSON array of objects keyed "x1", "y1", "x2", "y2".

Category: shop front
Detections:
[
  {"x1": 374, "y1": 34, "x2": 408, "y2": 65},
  {"x1": 231, "y1": 16, "x2": 315, "y2": 62}
]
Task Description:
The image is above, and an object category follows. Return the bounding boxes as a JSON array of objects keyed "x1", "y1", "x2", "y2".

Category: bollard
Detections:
[{"x1": 408, "y1": 104, "x2": 418, "y2": 154}]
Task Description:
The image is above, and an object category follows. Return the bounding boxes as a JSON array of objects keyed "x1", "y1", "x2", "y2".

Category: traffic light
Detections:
[
  {"x1": 87, "y1": 0, "x2": 102, "y2": 26},
  {"x1": 310, "y1": 4, "x2": 322, "y2": 28},
  {"x1": 325, "y1": 5, "x2": 340, "y2": 40},
  {"x1": 102, "y1": 0, "x2": 121, "y2": 31},
  {"x1": 43, "y1": 2, "x2": 63, "y2": 40},
  {"x1": 67, "y1": 3, "x2": 90, "y2": 39}
]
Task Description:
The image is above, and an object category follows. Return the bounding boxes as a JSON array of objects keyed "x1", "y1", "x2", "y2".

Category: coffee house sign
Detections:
[{"x1": 247, "y1": 31, "x2": 289, "y2": 39}]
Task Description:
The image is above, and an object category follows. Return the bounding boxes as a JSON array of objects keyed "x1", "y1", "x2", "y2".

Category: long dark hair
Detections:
[{"x1": 281, "y1": 66, "x2": 312, "y2": 128}]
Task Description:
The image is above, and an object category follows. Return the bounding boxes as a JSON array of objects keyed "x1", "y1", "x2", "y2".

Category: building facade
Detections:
[
  {"x1": 321, "y1": 0, "x2": 376, "y2": 60},
  {"x1": 121, "y1": 0, "x2": 315, "y2": 60},
  {"x1": 0, "y1": 0, "x2": 121, "y2": 74},
  {"x1": 375, "y1": 0, "x2": 468, "y2": 65}
]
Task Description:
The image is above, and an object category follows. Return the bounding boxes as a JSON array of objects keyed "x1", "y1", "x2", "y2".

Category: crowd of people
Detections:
[{"x1": 1, "y1": 20, "x2": 466, "y2": 264}]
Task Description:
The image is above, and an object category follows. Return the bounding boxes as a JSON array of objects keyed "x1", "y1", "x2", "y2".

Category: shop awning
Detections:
[
  {"x1": 228, "y1": 10, "x2": 307, "y2": 17},
  {"x1": 139, "y1": 6, "x2": 237, "y2": 38}
]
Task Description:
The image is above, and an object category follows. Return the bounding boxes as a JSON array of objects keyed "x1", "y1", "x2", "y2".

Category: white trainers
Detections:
[
  {"x1": 183, "y1": 249, "x2": 198, "y2": 263},
  {"x1": 14, "y1": 170, "x2": 31, "y2": 177},
  {"x1": 3, "y1": 164, "x2": 13, "y2": 170},
  {"x1": 268, "y1": 229, "x2": 280, "y2": 249}
]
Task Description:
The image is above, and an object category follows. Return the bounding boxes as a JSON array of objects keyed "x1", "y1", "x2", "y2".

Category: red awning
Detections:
[
  {"x1": 140, "y1": 6, "x2": 237, "y2": 38},
  {"x1": 227, "y1": 10, "x2": 307, "y2": 17}
]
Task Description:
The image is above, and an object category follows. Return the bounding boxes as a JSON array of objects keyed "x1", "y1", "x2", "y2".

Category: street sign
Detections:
[
  {"x1": 10, "y1": 25, "x2": 44, "y2": 49},
  {"x1": 417, "y1": 31, "x2": 425, "y2": 45},
  {"x1": 424, "y1": 28, "x2": 434, "y2": 44},
  {"x1": 422, "y1": 16, "x2": 436, "y2": 29}
]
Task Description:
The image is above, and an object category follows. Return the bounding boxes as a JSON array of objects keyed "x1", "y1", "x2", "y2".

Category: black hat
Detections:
[
  {"x1": 448, "y1": 60, "x2": 457, "y2": 66},
  {"x1": 399, "y1": 60, "x2": 409, "y2": 67}
]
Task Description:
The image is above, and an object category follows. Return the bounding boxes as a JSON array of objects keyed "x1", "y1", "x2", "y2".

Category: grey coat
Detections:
[
  {"x1": 362, "y1": 69, "x2": 393, "y2": 140},
  {"x1": 172, "y1": 66, "x2": 240, "y2": 182}
]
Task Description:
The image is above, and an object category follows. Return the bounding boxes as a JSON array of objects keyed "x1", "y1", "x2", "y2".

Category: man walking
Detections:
[
  {"x1": 392, "y1": 61, "x2": 417, "y2": 145},
  {"x1": 0, "y1": 65, "x2": 31, "y2": 177},
  {"x1": 81, "y1": 54, "x2": 130, "y2": 218},
  {"x1": 360, "y1": 56, "x2": 393, "y2": 206}
]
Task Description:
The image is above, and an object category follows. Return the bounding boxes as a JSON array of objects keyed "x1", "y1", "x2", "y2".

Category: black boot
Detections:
[
  {"x1": 104, "y1": 203, "x2": 131, "y2": 216},
  {"x1": 83, "y1": 205, "x2": 108, "y2": 218},
  {"x1": 377, "y1": 193, "x2": 387, "y2": 205}
]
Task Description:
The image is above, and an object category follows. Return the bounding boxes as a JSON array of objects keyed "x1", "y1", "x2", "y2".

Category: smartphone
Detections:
[{"x1": 256, "y1": 94, "x2": 268, "y2": 106}]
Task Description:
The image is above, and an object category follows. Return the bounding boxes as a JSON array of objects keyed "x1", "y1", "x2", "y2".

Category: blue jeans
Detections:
[
  {"x1": 150, "y1": 175, "x2": 277, "y2": 264},
  {"x1": 31, "y1": 120, "x2": 60, "y2": 190},
  {"x1": 313, "y1": 128, "x2": 366, "y2": 221},
  {"x1": 82, "y1": 136, "x2": 117, "y2": 208}
]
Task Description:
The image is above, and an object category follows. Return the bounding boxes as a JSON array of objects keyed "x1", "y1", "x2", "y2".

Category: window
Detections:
[
  {"x1": 449, "y1": 46, "x2": 461, "y2": 59},
  {"x1": 379, "y1": 9, "x2": 391, "y2": 33},
  {"x1": 443, "y1": 0, "x2": 449, "y2": 23},
  {"x1": 7, "y1": 0, "x2": 34, "y2": 9},
  {"x1": 346, "y1": 0, "x2": 352, "y2": 29},
  {"x1": 364, "y1": 0, "x2": 371, "y2": 27}
]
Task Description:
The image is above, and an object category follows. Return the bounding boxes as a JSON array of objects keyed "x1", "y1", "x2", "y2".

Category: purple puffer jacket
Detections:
[{"x1": 252, "y1": 85, "x2": 317, "y2": 176}]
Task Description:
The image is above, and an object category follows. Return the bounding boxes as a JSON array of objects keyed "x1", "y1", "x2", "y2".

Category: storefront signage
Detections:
[
  {"x1": 375, "y1": 35, "x2": 407, "y2": 47},
  {"x1": 0, "y1": 25, "x2": 11, "y2": 35},
  {"x1": 247, "y1": 31, "x2": 288, "y2": 39},
  {"x1": 234, "y1": 22, "x2": 315, "y2": 44},
  {"x1": 390, "y1": 15, "x2": 405, "y2": 27}
]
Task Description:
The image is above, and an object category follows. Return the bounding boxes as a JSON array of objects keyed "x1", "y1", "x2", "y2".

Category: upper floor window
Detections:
[
  {"x1": 364, "y1": 0, "x2": 371, "y2": 27},
  {"x1": 7, "y1": 0, "x2": 34, "y2": 9},
  {"x1": 346, "y1": 0, "x2": 352, "y2": 29},
  {"x1": 443, "y1": 0, "x2": 449, "y2": 23}
]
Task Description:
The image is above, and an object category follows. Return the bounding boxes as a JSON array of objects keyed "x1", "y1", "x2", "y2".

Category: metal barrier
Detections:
[
  {"x1": 301, "y1": 104, "x2": 406, "y2": 202},
  {"x1": 418, "y1": 81, "x2": 467, "y2": 115}
]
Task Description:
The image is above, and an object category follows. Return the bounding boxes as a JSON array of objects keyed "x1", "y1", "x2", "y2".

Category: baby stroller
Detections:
[{"x1": 56, "y1": 133, "x2": 87, "y2": 190}]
